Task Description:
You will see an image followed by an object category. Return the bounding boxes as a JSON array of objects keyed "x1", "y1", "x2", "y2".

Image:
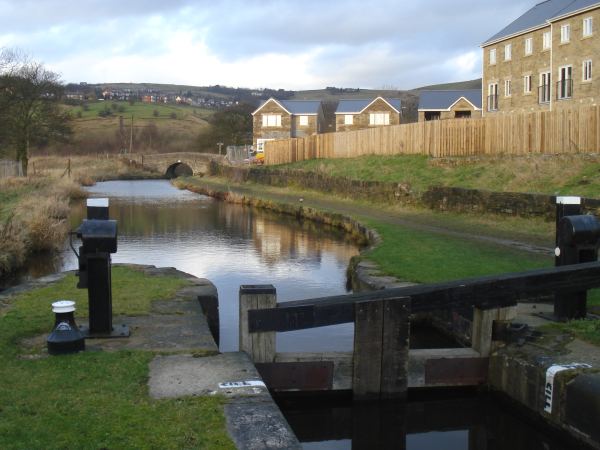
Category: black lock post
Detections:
[
  {"x1": 74, "y1": 198, "x2": 129, "y2": 338},
  {"x1": 554, "y1": 213, "x2": 600, "y2": 320},
  {"x1": 555, "y1": 196, "x2": 582, "y2": 265}
]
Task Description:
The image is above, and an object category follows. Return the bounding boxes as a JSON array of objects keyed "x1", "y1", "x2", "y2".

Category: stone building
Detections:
[
  {"x1": 334, "y1": 97, "x2": 402, "y2": 132},
  {"x1": 252, "y1": 98, "x2": 325, "y2": 150},
  {"x1": 418, "y1": 90, "x2": 482, "y2": 121},
  {"x1": 482, "y1": 0, "x2": 600, "y2": 115}
]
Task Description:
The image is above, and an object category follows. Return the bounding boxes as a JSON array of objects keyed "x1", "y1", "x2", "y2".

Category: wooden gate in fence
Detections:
[{"x1": 0, "y1": 159, "x2": 22, "y2": 178}]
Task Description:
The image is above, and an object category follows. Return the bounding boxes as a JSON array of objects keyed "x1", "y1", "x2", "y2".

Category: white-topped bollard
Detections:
[{"x1": 46, "y1": 300, "x2": 85, "y2": 355}]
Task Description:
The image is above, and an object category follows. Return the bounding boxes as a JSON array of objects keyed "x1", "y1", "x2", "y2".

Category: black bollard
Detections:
[{"x1": 47, "y1": 300, "x2": 85, "y2": 355}]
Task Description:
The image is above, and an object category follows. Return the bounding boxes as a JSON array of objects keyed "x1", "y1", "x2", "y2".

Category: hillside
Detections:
[{"x1": 412, "y1": 78, "x2": 482, "y2": 92}]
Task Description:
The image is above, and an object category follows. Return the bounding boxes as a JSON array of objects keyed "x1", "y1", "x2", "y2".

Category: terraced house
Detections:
[
  {"x1": 482, "y1": 0, "x2": 600, "y2": 115},
  {"x1": 252, "y1": 98, "x2": 325, "y2": 150}
]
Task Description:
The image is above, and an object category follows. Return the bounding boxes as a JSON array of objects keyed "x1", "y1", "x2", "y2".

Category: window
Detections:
[
  {"x1": 583, "y1": 59, "x2": 593, "y2": 81},
  {"x1": 504, "y1": 43, "x2": 512, "y2": 61},
  {"x1": 369, "y1": 112, "x2": 390, "y2": 126},
  {"x1": 524, "y1": 38, "x2": 533, "y2": 55},
  {"x1": 583, "y1": 17, "x2": 593, "y2": 37},
  {"x1": 558, "y1": 65, "x2": 573, "y2": 99},
  {"x1": 344, "y1": 114, "x2": 353, "y2": 125},
  {"x1": 299, "y1": 115, "x2": 309, "y2": 126},
  {"x1": 424, "y1": 111, "x2": 441, "y2": 121},
  {"x1": 505, "y1": 79, "x2": 512, "y2": 97},
  {"x1": 488, "y1": 83, "x2": 498, "y2": 111},
  {"x1": 524, "y1": 74, "x2": 532, "y2": 93},
  {"x1": 489, "y1": 48, "x2": 497, "y2": 65},
  {"x1": 262, "y1": 114, "x2": 281, "y2": 127},
  {"x1": 539, "y1": 72, "x2": 551, "y2": 103},
  {"x1": 543, "y1": 31, "x2": 552, "y2": 49},
  {"x1": 561, "y1": 24, "x2": 571, "y2": 43}
]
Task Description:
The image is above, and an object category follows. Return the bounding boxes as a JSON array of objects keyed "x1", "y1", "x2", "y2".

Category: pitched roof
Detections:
[
  {"x1": 482, "y1": 0, "x2": 600, "y2": 46},
  {"x1": 252, "y1": 98, "x2": 322, "y2": 115},
  {"x1": 335, "y1": 97, "x2": 402, "y2": 114},
  {"x1": 418, "y1": 89, "x2": 482, "y2": 111}
]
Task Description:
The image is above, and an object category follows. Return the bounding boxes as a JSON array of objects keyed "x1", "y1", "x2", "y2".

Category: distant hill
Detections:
[{"x1": 412, "y1": 78, "x2": 482, "y2": 92}]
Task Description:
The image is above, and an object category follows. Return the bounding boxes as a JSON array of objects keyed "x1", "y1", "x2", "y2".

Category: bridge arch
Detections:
[{"x1": 165, "y1": 161, "x2": 193, "y2": 179}]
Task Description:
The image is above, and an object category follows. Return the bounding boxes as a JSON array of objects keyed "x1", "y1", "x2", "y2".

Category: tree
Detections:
[
  {"x1": 0, "y1": 56, "x2": 71, "y2": 175},
  {"x1": 197, "y1": 103, "x2": 253, "y2": 152}
]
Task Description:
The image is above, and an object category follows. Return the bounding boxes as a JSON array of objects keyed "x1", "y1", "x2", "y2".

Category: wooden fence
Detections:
[
  {"x1": 264, "y1": 106, "x2": 600, "y2": 164},
  {"x1": 0, "y1": 159, "x2": 22, "y2": 178}
]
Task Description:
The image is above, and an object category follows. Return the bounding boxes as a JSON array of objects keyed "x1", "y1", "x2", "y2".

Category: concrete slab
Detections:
[{"x1": 149, "y1": 352, "x2": 301, "y2": 450}]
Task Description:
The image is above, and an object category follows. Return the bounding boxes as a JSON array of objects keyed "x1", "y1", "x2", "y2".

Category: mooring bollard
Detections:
[
  {"x1": 239, "y1": 285, "x2": 276, "y2": 363},
  {"x1": 47, "y1": 300, "x2": 85, "y2": 355}
]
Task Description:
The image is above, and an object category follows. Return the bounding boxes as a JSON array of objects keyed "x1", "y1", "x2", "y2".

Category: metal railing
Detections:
[
  {"x1": 556, "y1": 78, "x2": 573, "y2": 100},
  {"x1": 538, "y1": 84, "x2": 551, "y2": 104},
  {"x1": 487, "y1": 95, "x2": 498, "y2": 111}
]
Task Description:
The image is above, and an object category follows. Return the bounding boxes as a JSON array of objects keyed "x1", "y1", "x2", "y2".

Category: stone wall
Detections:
[{"x1": 211, "y1": 162, "x2": 600, "y2": 219}]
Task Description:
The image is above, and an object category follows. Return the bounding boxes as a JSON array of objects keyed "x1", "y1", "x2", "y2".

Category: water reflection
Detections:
[
  {"x1": 7, "y1": 180, "x2": 361, "y2": 352},
  {"x1": 278, "y1": 393, "x2": 590, "y2": 450}
]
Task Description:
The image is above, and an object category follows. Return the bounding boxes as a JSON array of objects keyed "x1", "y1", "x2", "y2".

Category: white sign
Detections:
[
  {"x1": 218, "y1": 380, "x2": 266, "y2": 389},
  {"x1": 544, "y1": 363, "x2": 592, "y2": 413}
]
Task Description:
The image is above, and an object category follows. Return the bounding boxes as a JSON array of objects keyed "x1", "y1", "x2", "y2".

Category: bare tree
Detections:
[{"x1": 0, "y1": 53, "x2": 71, "y2": 174}]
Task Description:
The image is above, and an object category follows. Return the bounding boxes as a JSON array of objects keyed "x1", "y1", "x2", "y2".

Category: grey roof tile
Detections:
[
  {"x1": 418, "y1": 89, "x2": 482, "y2": 110},
  {"x1": 253, "y1": 98, "x2": 321, "y2": 115},
  {"x1": 483, "y1": 0, "x2": 576, "y2": 45},
  {"x1": 335, "y1": 97, "x2": 401, "y2": 114}
]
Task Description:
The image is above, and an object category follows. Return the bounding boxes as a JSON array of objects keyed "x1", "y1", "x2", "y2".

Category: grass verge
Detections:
[
  {"x1": 279, "y1": 154, "x2": 600, "y2": 196},
  {"x1": 0, "y1": 266, "x2": 234, "y2": 449}
]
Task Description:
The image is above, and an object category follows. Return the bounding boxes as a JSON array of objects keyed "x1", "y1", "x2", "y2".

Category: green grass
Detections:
[
  {"x1": 0, "y1": 266, "x2": 234, "y2": 449},
  {"x1": 279, "y1": 154, "x2": 600, "y2": 197},
  {"x1": 361, "y1": 219, "x2": 551, "y2": 283},
  {"x1": 0, "y1": 178, "x2": 51, "y2": 221},
  {"x1": 546, "y1": 319, "x2": 600, "y2": 346}
]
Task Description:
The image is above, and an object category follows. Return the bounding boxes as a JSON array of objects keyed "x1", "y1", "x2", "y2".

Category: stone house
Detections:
[
  {"x1": 418, "y1": 90, "x2": 482, "y2": 121},
  {"x1": 252, "y1": 98, "x2": 325, "y2": 150},
  {"x1": 334, "y1": 97, "x2": 402, "y2": 132},
  {"x1": 482, "y1": 0, "x2": 600, "y2": 115}
]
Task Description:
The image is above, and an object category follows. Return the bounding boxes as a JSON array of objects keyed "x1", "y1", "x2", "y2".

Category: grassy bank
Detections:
[
  {"x1": 279, "y1": 154, "x2": 600, "y2": 197},
  {"x1": 0, "y1": 266, "x2": 234, "y2": 449},
  {"x1": 0, "y1": 177, "x2": 86, "y2": 276}
]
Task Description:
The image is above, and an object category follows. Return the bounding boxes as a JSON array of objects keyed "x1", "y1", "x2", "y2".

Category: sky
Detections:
[{"x1": 0, "y1": 0, "x2": 534, "y2": 90}]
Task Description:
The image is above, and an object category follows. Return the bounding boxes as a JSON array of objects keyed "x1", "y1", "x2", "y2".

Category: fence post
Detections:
[
  {"x1": 472, "y1": 306, "x2": 517, "y2": 356},
  {"x1": 239, "y1": 285, "x2": 276, "y2": 363},
  {"x1": 353, "y1": 297, "x2": 410, "y2": 400}
]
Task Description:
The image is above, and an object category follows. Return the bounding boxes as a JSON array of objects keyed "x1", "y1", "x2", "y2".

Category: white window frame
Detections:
[
  {"x1": 540, "y1": 71, "x2": 551, "y2": 103},
  {"x1": 489, "y1": 48, "x2": 497, "y2": 65},
  {"x1": 558, "y1": 65, "x2": 573, "y2": 99},
  {"x1": 583, "y1": 17, "x2": 593, "y2": 37},
  {"x1": 524, "y1": 38, "x2": 533, "y2": 55},
  {"x1": 262, "y1": 114, "x2": 281, "y2": 127},
  {"x1": 298, "y1": 115, "x2": 309, "y2": 126},
  {"x1": 504, "y1": 43, "x2": 512, "y2": 61},
  {"x1": 344, "y1": 114, "x2": 354, "y2": 125},
  {"x1": 543, "y1": 31, "x2": 552, "y2": 50},
  {"x1": 488, "y1": 83, "x2": 498, "y2": 111},
  {"x1": 524, "y1": 74, "x2": 532, "y2": 93},
  {"x1": 561, "y1": 24, "x2": 571, "y2": 43},
  {"x1": 369, "y1": 112, "x2": 390, "y2": 126},
  {"x1": 505, "y1": 79, "x2": 512, "y2": 97},
  {"x1": 256, "y1": 138, "x2": 274, "y2": 152},
  {"x1": 583, "y1": 59, "x2": 593, "y2": 82}
]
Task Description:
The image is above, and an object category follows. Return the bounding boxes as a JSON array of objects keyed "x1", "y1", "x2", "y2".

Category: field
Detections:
[{"x1": 55, "y1": 101, "x2": 213, "y2": 155}]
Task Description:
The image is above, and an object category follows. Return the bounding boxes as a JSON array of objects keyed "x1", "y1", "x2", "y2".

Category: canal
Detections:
[{"x1": 1, "y1": 179, "x2": 591, "y2": 449}]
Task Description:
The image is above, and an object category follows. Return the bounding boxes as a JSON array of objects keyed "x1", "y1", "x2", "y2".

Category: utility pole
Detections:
[{"x1": 129, "y1": 114, "x2": 133, "y2": 154}]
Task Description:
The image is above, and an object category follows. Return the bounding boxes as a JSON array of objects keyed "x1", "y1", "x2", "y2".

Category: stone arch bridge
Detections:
[{"x1": 125, "y1": 152, "x2": 225, "y2": 178}]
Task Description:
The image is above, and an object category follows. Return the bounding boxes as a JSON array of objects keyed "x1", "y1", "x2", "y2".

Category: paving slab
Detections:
[{"x1": 149, "y1": 352, "x2": 301, "y2": 450}]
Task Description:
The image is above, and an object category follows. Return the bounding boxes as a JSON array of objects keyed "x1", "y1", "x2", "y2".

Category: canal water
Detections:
[{"x1": 2, "y1": 179, "x2": 590, "y2": 449}]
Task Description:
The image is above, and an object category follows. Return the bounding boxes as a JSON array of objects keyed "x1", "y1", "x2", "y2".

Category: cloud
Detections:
[{"x1": 0, "y1": 0, "x2": 535, "y2": 89}]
